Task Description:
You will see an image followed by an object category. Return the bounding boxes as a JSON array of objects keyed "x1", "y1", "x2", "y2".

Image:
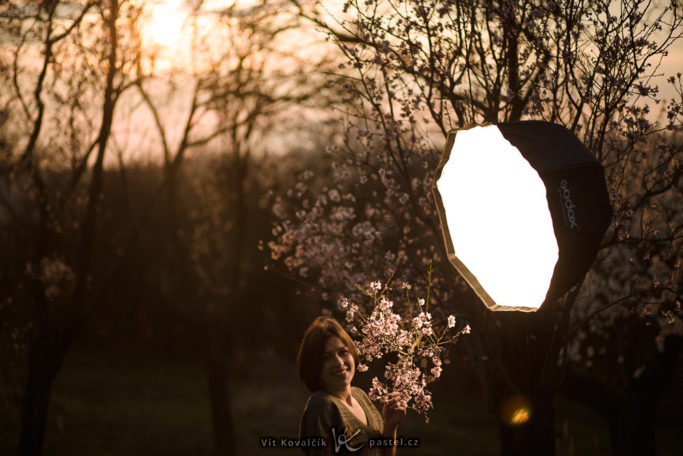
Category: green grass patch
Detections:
[{"x1": 0, "y1": 351, "x2": 680, "y2": 455}]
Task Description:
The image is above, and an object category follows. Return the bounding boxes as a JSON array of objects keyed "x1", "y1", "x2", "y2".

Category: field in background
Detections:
[{"x1": 0, "y1": 350, "x2": 681, "y2": 455}]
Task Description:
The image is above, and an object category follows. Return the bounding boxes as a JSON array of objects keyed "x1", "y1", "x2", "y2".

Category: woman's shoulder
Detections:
[
  {"x1": 305, "y1": 390, "x2": 335, "y2": 407},
  {"x1": 302, "y1": 390, "x2": 339, "y2": 417},
  {"x1": 351, "y1": 386, "x2": 373, "y2": 404},
  {"x1": 303, "y1": 388, "x2": 373, "y2": 415},
  {"x1": 300, "y1": 391, "x2": 343, "y2": 438}
]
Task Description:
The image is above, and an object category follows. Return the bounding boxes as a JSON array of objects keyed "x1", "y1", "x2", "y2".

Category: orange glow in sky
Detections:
[
  {"x1": 134, "y1": 0, "x2": 283, "y2": 74},
  {"x1": 145, "y1": 0, "x2": 187, "y2": 47}
]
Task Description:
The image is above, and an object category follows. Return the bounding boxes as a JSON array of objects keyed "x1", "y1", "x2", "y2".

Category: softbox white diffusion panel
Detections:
[{"x1": 433, "y1": 121, "x2": 612, "y2": 311}]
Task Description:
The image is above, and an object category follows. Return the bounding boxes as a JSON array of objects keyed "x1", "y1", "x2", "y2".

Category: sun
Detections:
[
  {"x1": 144, "y1": 0, "x2": 187, "y2": 47},
  {"x1": 135, "y1": 0, "x2": 258, "y2": 73}
]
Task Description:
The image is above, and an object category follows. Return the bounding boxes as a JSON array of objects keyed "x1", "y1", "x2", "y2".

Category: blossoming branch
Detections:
[{"x1": 341, "y1": 280, "x2": 470, "y2": 421}]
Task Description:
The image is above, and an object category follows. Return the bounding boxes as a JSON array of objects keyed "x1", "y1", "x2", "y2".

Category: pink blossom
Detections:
[
  {"x1": 378, "y1": 296, "x2": 393, "y2": 311},
  {"x1": 345, "y1": 304, "x2": 359, "y2": 322},
  {"x1": 369, "y1": 377, "x2": 388, "y2": 401},
  {"x1": 340, "y1": 284, "x2": 468, "y2": 420},
  {"x1": 328, "y1": 189, "x2": 341, "y2": 202}
]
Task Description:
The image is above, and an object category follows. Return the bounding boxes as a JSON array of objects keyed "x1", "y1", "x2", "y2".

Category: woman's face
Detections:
[{"x1": 320, "y1": 336, "x2": 355, "y2": 394}]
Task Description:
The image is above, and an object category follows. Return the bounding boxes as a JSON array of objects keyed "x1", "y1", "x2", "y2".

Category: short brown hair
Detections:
[{"x1": 297, "y1": 316, "x2": 359, "y2": 392}]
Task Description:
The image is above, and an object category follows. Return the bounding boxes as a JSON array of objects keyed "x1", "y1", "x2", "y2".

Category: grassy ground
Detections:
[{"x1": 0, "y1": 350, "x2": 681, "y2": 455}]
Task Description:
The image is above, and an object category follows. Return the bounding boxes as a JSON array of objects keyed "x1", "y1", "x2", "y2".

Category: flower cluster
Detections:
[{"x1": 341, "y1": 281, "x2": 470, "y2": 421}]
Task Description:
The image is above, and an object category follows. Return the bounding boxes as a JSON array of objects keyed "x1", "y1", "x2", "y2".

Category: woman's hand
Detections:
[{"x1": 381, "y1": 392, "x2": 407, "y2": 436}]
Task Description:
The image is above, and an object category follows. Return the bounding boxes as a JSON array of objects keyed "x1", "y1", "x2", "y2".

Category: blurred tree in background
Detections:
[
  {"x1": 130, "y1": 2, "x2": 333, "y2": 452},
  {"x1": 0, "y1": 1, "x2": 135, "y2": 453},
  {"x1": 0, "y1": 0, "x2": 334, "y2": 455}
]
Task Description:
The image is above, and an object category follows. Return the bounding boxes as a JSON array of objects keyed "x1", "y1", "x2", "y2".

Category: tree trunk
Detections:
[
  {"x1": 205, "y1": 309, "x2": 235, "y2": 456},
  {"x1": 463, "y1": 295, "x2": 575, "y2": 456},
  {"x1": 16, "y1": 337, "x2": 62, "y2": 456},
  {"x1": 17, "y1": 374, "x2": 52, "y2": 456},
  {"x1": 14, "y1": 2, "x2": 119, "y2": 455},
  {"x1": 206, "y1": 357, "x2": 236, "y2": 456}
]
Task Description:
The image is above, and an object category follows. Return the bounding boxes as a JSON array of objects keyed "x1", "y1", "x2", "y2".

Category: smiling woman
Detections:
[{"x1": 296, "y1": 316, "x2": 407, "y2": 455}]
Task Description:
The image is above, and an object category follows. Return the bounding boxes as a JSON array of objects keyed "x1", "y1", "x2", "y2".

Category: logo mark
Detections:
[
  {"x1": 331, "y1": 428, "x2": 364, "y2": 453},
  {"x1": 558, "y1": 179, "x2": 579, "y2": 230}
]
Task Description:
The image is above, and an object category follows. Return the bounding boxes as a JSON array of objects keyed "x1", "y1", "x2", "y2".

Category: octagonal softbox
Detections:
[{"x1": 433, "y1": 121, "x2": 612, "y2": 311}]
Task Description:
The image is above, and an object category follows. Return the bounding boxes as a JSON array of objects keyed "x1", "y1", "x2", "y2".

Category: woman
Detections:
[{"x1": 297, "y1": 316, "x2": 406, "y2": 455}]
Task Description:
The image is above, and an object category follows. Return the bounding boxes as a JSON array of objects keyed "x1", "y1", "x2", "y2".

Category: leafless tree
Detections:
[
  {"x1": 0, "y1": 1, "x2": 145, "y2": 454},
  {"x1": 133, "y1": 1, "x2": 334, "y2": 454}
]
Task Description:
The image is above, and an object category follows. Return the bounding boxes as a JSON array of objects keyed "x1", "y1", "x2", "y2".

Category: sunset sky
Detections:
[{"x1": 1, "y1": 0, "x2": 680, "y2": 165}]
